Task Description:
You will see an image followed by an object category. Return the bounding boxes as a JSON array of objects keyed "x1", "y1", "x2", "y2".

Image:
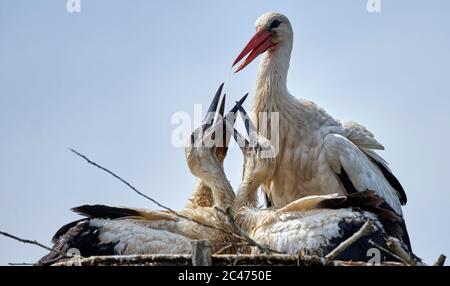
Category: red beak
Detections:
[{"x1": 232, "y1": 29, "x2": 275, "y2": 73}]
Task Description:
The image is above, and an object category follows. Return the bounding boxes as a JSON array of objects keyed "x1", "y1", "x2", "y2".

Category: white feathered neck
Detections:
[{"x1": 253, "y1": 39, "x2": 293, "y2": 115}]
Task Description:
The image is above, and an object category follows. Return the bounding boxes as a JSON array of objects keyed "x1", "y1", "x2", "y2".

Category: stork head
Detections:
[
  {"x1": 185, "y1": 83, "x2": 248, "y2": 169},
  {"x1": 232, "y1": 103, "x2": 276, "y2": 183},
  {"x1": 233, "y1": 12, "x2": 293, "y2": 73},
  {"x1": 185, "y1": 84, "x2": 247, "y2": 207}
]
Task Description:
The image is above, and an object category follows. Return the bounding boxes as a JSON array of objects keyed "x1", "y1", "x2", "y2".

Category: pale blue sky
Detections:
[{"x1": 1, "y1": 0, "x2": 449, "y2": 265}]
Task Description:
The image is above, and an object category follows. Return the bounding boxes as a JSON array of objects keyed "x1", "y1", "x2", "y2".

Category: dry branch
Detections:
[
  {"x1": 213, "y1": 242, "x2": 250, "y2": 255},
  {"x1": 432, "y1": 255, "x2": 446, "y2": 266},
  {"x1": 0, "y1": 230, "x2": 68, "y2": 259},
  {"x1": 326, "y1": 220, "x2": 373, "y2": 260},
  {"x1": 386, "y1": 238, "x2": 420, "y2": 266},
  {"x1": 368, "y1": 239, "x2": 405, "y2": 263}
]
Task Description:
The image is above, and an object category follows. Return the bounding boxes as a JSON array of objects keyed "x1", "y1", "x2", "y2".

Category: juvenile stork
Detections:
[
  {"x1": 229, "y1": 105, "x2": 413, "y2": 257},
  {"x1": 232, "y1": 12, "x2": 407, "y2": 217},
  {"x1": 38, "y1": 85, "x2": 245, "y2": 264}
]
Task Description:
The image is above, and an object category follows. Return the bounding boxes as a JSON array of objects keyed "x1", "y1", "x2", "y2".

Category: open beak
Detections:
[
  {"x1": 202, "y1": 82, "x2": 224, "y2": 132},
  {"x1": 232, "y1": 29, "x2": 275, "y2": 73},
  {"x1": 213, "y1": 93, "x2": 248, "y2": 161},
  {"x1": 194, "y1": 84, "x2": 248, "y2": 150}
]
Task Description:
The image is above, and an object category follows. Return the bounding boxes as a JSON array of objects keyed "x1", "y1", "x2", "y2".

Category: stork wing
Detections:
[
  {"x1": 341, "y1": 122, "x2": 407, "y2": 203},
  {"x1": 342, "y1": 121, "x2": 384, "y2": 150},
  {"x1": 258, "y1": 194, "x2": 345, "y2": 227},
  {"x1": 71, "y1": 204, "x2": 178, "y2": 222},
  {"x1": 323, "y1": 134, "x2": 404, "y2": 215},
  {"x1": 39, "y1": 217, "x2": 191, "y2": 265},
  {"x1": 274, "y1": 193, "x2": 343, "y2": 214},
  {"x1": 341, "y1": 122, "x2": 407, "y2": 204},
  {"x1": 361, "y1": 148, "x2": 407, "y2": 205},
  {"x1": 39, "y1": 205, "x2": 186, "y2": 265}
]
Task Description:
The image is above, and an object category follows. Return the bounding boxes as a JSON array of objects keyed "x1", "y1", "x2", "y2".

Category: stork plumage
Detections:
[
  {"x1": 227, "y1": 104, "x2": 413, "y2": 258},
  {"x1": 38, "y1": 85, "x2": 244, "y2": 264},
  {"x1": 232, "y1": 12, "x2": 407, "y2": 217}
]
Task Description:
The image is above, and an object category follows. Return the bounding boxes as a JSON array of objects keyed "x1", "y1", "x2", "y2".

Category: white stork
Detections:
[
  {"x1": 231, "y1": 12, "x2": 407, "y2": 219},
  {"x1": 229, "y1": 104, "x2": 413, "y2": 257},
  {"x1": 38, "y1": 85, "x2": 245, "y2": 264}
]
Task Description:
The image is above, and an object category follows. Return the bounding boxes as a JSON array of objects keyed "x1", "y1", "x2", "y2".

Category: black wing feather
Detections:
[
  {"x1": 372, "y1": 160, "x2": 407, "y2": 205},
  {"x1": 72, "y1": 204, "x2": 141, "y2": 219},
  {"x1": 336, "y1": 166, "x2": 359, "y2": 195}
]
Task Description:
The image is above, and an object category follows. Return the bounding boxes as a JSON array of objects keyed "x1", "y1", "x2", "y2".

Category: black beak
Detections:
[
  {"x1": 192, "y1": 83, "x2": 249, "y2": 150},
  {"x1": 202, "y1": 82, "x2": 224, "y2": 131},
  {"x1": 235, "y1": 100, "x2": 257, "y2": 135}
]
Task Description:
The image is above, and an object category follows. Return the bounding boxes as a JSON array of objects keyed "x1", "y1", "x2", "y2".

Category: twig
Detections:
[
  {"x1": 386, "y1": 238, "x2": 418, "y2": 266},
  {"x1": 214, "y1": 244, "x2": 234, "y2": 255},
  {"x1": 368, "y1": 239, "x2": 405, "y2": 264},
  {"x1": 70, "y1": 149, "x2": 176, "y2": 213},
  {"x1": 8, "y1": 263, "x2": 35, "y2": 266},
  {"x1": 69, "y1": 149, "x2": 241, "y2": 240},
  {"x1": 213, "y1": 242, "x2": 249, "y2": 255},
  {"x1": 325, "y1": 220, "x2": 373, "y2": 260},
  {"x1": 432, "y1": 255, "x2": 446, "y2": 266},
  {"x1": 0, "y1": 230, "x2": 68, "y2": 258}
]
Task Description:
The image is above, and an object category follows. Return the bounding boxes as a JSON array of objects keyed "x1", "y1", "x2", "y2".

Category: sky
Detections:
[{"x1": 0, "y1": 0, "x2": 449, "y2": 265}]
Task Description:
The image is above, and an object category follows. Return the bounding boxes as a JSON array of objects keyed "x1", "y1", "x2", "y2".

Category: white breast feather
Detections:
[
  {"x1": 90, "y1": 219, "x2": 192, "y2": 254},
  {"x1": 250, "y1": 208, "x2": 380, "y2": 255}
]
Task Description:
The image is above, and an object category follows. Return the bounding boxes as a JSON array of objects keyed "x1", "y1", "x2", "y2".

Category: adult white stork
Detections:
[
  {"x1": 229, "y1": 105, "x2": 414, "y2": 257},
  {"x1": 38, "y1": 85, "x2": 246, "y2": 265},
  {"x1": 232, "y1": 12, "x2": 407, "y2": 218}
]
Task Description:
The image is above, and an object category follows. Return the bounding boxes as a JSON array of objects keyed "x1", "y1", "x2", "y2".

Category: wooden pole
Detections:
[
  {"x1": 433, "y1": 255, "x2": 446, "y2": 266},
  {"x1": 191, "y1": 240, "x2": 212, "y2": 266}
]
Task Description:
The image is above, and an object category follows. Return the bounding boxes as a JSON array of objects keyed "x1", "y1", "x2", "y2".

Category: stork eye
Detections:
[{"x1": 269, "y1": 20, "x2": 282, "y2": 30}]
